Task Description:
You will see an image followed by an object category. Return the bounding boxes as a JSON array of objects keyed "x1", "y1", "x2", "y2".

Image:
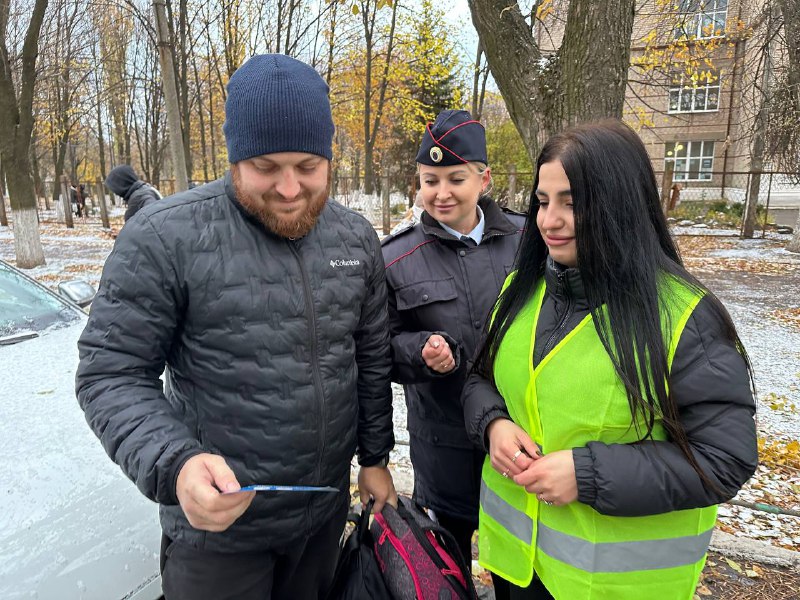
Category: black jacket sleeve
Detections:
[
  {"x1": 462, "y1": 371, "x2": 511, "y2": 451},
  {"x1": 386, "y1": 284, "x2": 462, "y2": 384},
  {"x1": 354, "y1": 230, "x2": 395, "y2": 466},
  {"x1": 573, "y1": 296, "x2": 758, "y2": 516},
  {"x1": 75, "y1": 214, "x2": 202, "y2": 505}
]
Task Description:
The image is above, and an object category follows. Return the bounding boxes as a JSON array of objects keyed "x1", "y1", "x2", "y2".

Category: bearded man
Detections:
[{"x1": 76, "y1": 54, "x2": 397, "y2": 600}]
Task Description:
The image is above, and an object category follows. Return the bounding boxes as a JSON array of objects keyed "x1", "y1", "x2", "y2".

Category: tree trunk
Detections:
[
  {"x1": 52, "y1": 137, "x2": 69, "y2": 206},
  {"x1": 777, "y1": 0, "x2": 799, "y2": 113},
  {"x1": 467, "y1": 0, "x2": 542, "y2": 160},
  {"x1": 381, "y1": 174, "x2": 390, "y2": 235},
  {"x1": 153, "y1": 0, "x2": 189, "y2": 192},
  {"x1": 777, "y1": 0, "x2": 800, "y2": 252},
  {"x1": 29, "y1": 138, "x2": 44, "y2": 209},
  {"x1": 4, "y1": 152, "x2": 45, "y2": 267},
  {"x1": 742, "y1": 7, "x2": 774, "y2": 239},
  {"x1": 0, "y1": 0, "x2": 48, "y2": 267},
  {"x1": 60, "y1": 175, "x2": 74, "y2": 229},
  {"x1": 191, "y1": 52, "x2": 210, "y2": 182},
  {"x1": 0, "y1": 158, "x2": 7, "y2": 226},
  {"x1": 468, "y1": 0, "x2": 636, "y2": 162},
  {"x1": 361, "y1": 0, "x2": 398, "y2": 195},
  {"x1": 556, "y1": 0, "x2": 635, "y2": 130},
  {"x1": 787, "y1": 211, "x2": 800, "y2": 253},
  {"x1": 95, "y1": 178, "x2": 110, "y2": 229}
]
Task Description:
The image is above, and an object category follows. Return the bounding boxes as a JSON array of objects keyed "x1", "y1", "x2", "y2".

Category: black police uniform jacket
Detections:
[
  {"x1": 381, "y1": 197, "x2": 524, "y2": 522},
  {"x1": 76, "y1": 172, "x2": 394, "y2": 553}
]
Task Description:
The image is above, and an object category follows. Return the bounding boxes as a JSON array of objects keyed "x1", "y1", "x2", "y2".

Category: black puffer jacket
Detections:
[
  {"x1": 124, "y1": 181, "x2": 161, "y2": 221},
  {"x1": 76, "y1": 173, "x2": 394, "y2": 552},
  {"x1": 381, "y1": 197, "x2": 524, "y2": 521},
  {"x1": 463, "y1": 257, "x2": 758, "y2": 516}
]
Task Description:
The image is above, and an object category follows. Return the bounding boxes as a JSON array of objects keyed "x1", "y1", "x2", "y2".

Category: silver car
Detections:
[{"x1": 0, "y1": 260, "x2": 162, "y2": 599}]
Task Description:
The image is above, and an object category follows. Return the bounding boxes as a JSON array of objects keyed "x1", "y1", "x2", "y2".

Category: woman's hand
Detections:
[
  {"x1": 513, "y1": 449, "x2": 578, "y2": 507},
  {"x1": 486, "y1": 418, "x2": 540, "y2": 479},
  {"x1": 421, "y1": 334, "x2": 455, "y2": 374}
]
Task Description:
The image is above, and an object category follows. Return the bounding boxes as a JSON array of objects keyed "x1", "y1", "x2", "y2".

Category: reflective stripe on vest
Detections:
[
  {"x1": 481, "y1": 484, "x2": 715, "y2": 574},
  {"x1": 537, "y1": 523, "x2": 714, "y2": 574},
  {"x1": 479, "y1": 273, "x2": 716, "y2": 598},
  {"x1": 480, "y1": 481, "x2": 533, "y2": 544}
]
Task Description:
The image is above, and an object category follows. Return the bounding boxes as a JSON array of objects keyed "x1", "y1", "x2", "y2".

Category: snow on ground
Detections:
[
  {"x1": 2, "y1": 219, "x2": 799, "y2": 551},
  {"x1": 672, "y1": 224, "x2": 795, "y2": 241}
]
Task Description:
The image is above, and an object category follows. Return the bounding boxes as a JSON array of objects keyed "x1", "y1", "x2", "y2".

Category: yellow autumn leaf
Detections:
[{"x1": 725, "y1": 558, "x2": 743, "y2": 573}]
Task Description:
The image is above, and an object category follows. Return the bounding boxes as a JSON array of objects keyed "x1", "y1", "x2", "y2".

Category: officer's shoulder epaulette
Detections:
[{"x1": 380, "y1": 220, "x2": 418, "y2": 246}]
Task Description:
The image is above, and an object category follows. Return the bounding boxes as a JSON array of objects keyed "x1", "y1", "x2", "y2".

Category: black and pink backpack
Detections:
[{"x1": 370, "y1": 496, "x2": 479, "y2": 600}]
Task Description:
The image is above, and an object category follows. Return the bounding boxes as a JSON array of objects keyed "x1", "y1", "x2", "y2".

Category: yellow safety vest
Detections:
[{"x1": 478, "y1": 274, "x2": 718, "y2": 600}]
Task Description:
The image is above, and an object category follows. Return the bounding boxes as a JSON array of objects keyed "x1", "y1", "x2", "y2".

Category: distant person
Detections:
[
  {"x1": 105, "y1": 165, "x2": 162, "y2": 221},
  {"x1": 464, "y1": 120, "x2": 757, "y2": 599},
  {"x1": 78, "y1": 184, "x2": 90, "y2": 210},
  {"x1": 70, "y1": 183, "x2": 85, "y2": 218},
  {"x1": 77, "y1": 54, "x2": 396, "y2": 600}
]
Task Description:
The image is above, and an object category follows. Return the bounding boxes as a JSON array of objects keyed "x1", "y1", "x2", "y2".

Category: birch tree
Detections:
[{"x1": 0, "y1": 0, "x2": 48, "y2": 267}]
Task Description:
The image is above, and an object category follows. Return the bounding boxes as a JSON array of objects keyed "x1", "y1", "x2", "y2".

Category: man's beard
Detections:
[{"x1": 232, "y1": 167, "x2": 329, "y2": 239}]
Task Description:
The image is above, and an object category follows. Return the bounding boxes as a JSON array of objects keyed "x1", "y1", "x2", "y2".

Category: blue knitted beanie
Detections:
[{"x1": 224, "y1": 54, "x2": 334, "y2": 163}]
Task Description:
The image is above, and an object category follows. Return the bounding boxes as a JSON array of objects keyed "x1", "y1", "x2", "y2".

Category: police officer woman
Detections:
[
  {"x1": 381, "y1": 109, "x2": 524, "y2": 579},
  {"x1": 463, "y1": 119, "x2": 758, "y2": 599}
]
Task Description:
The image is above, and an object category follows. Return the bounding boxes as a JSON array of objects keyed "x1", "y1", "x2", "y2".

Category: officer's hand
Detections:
[
  {"x1": 514, "y1": 449, "x2": 578, "y2": 507},
  {"x1": 358, "y1": 465, "x2": 398, "y2": 514},
  {"x1": 176, "y1": 453, "x2": 255, "y2": 532},
  {"x1": 487, "y1": 418, "x2": 540, "y2": 479},
  {"x1": 421, "y1": 334, "x2": 455, "y2": 374}
]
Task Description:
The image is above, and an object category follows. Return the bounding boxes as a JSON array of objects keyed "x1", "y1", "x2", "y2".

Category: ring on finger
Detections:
[
  {"x1": 502, "y1": 469, "x2": 509, "y2": 478},
  {"x1": 511, "y1": 449, "x2": 522, "y2": 463}
]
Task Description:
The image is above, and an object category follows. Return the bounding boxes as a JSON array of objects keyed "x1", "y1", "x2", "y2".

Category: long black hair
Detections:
[{"x1": 473, "y1": 119, "x2": 753, "y2": 484}]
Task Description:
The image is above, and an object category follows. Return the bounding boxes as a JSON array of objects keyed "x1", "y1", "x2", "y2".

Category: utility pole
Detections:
[{"x1": 153, "y1": 0, "x2": 189, "y2": 193}]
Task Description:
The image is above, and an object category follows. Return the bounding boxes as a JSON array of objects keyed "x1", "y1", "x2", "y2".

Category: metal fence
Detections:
[
  {"x1": 33, "y1": 168, "x2": 800, "y2": 232},
  {"x1": 652, "y1": 170, "x2": 800, "y2": 233}
]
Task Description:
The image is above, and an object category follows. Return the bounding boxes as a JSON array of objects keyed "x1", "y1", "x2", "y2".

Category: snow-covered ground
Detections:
[{"x1": 2, "y1": 219, "x2": 799, "y2": 551}]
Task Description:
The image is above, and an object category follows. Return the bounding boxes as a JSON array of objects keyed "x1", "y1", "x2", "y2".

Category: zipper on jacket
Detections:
[
  {"x1": 539, "y1": 269, "x2": 574, "y2": 362},
  {"x1": 288, "y1": 240, "x2": 326, "y2": 535}
]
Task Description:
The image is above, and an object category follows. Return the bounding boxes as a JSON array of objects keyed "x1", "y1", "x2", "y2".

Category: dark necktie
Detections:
[{"x1": 460, "y1": 235, "x2": 477, "y2": 247}]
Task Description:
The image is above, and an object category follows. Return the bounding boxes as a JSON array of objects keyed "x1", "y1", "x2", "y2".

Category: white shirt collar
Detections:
[{"x1": 438, "y1": 205, "x2": 485, "y2": 245}]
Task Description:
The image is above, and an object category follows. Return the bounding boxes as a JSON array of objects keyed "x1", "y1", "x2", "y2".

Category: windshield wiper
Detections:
[{"x1": 0, "y1": 331, "x2": 40, "y2": 346}]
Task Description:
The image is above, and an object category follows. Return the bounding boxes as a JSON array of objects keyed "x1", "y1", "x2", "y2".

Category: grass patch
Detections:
[{"x1": 669, "y1": 201, "x2": 770, "y2": 228}]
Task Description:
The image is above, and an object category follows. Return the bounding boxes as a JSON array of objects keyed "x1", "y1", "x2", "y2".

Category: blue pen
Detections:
[{"x1": 225, "y1": 484, "x2": 339, "y2": 494}]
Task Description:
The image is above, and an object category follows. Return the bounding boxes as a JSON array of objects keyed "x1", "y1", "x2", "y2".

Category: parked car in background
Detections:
[{"x1": 0, "y1": 259, "x2": 162, "y2": 599}]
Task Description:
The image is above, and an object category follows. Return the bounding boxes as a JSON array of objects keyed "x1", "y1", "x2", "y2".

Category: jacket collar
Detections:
[
  {"x1": 420, "y1": 196, "x2": 519, "y2": 242},
  {"x1": 124, "y1": 180, "x2": 146, "y2": 202},
  {"x1": 544, "y1": 256, "x2": 589, "y2": 307}
]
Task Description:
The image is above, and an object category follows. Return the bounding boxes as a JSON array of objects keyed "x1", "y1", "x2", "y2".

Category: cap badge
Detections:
[{"x1": 429, "y1": 146, "x2": 443, "y2": 163}]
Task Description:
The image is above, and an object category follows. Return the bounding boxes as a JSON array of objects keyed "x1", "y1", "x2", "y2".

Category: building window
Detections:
[
  {"x1": 674, "y1": 0, "x2": 728, "y2": 39},
  {"x1": 669, "y1": 73, "x2": 721, "y2": 113},
  {"x1": 665, "y1": 141, "x2": 715, "y2": 181}
]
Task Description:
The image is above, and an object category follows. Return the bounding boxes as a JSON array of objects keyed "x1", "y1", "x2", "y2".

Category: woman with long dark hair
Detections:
[{"x1": 463, "y1": 120, "x2": 757, "y2": 599}]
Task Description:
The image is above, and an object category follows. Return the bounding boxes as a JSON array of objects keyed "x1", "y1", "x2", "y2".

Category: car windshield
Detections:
[{"x1": 0, "y1": 262, "x2": 80, "y2": 336}]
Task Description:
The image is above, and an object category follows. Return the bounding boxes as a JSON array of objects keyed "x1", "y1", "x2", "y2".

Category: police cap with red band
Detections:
[{"x1": 416, "y1": 109, "x2": 487, "y2": 167}]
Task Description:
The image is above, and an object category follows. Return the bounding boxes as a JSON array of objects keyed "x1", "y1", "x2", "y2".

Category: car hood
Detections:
[{"x1": 0, "y1": 322, "x2": 161, "y2": 599}]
